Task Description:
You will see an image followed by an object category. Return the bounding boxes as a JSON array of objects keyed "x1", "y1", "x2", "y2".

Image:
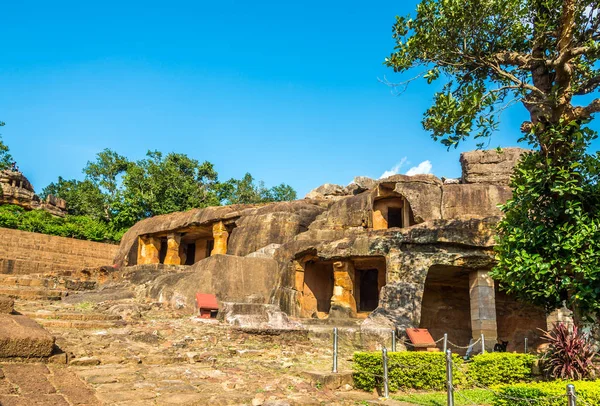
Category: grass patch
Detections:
[
  {"x1": 74, "y1": 301, "x2": 95, "y2": 312},
  {"x1": 393, "y1": 389, "x2": 494, "y2": 405}
]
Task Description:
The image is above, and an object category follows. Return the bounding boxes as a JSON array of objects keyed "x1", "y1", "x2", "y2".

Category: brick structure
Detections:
[{"x1": 0, "y1": 227, "x2": 118, "y2": 275}]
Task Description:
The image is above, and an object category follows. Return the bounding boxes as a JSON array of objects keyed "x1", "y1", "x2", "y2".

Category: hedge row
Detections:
[
  {"x1": 0, "y1": 205, "x2": 124, "y2": 242},
  {"x1": 493, "y1": 380, "x2": 600, "y2": 406},
  {"x1": 353, "y1": 352, "x2": 536, "y2": 391}
]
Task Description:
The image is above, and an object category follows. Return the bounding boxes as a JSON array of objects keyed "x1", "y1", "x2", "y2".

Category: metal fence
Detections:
[{"x1": 329, "y1": 328, "x2": 594, "y2": 406}]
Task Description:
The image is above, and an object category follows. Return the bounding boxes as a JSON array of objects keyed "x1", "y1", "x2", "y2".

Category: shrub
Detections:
[
  {"x1": 353, "y1": 351, "x2": 464, "y2": 392},
  {"x1": 540, "y1": 323, "x2": 598, "y2": 380},
  {"x1": 468, "y1": 353, "x2": 535, "y2": 386},
  {"x1": 0, "y1": 204, "x2": 123, "y2": 242},
  {"x1": 492, "y1": 380, "x2": 600, "y2": 406}
]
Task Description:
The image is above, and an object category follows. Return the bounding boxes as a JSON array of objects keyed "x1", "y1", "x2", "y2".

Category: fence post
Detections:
[
  {"x1": 567, "y1": 384, "x2": 576, "y2": 406},
  {"x1": 382, "y1": 347, "x2": 389, "y2": 399},
  {"x1": 332, "y1": 327, "x2": 338, "y2": 373},
  {"x1": 524, "y1": 337, "x2": 528, "y2": 354},
  {"x1": 446, "y1": 349, "x2": 454, "y2": 406},
  {"x1": 391, "y1": 329, "x2": 396, "y2": 352},
  {"x1": 443, "y1": 333, "x2": 448, "y2": 353},
  {"x1": 481, "y1": 333, "x2": 485, "y2": 354}
]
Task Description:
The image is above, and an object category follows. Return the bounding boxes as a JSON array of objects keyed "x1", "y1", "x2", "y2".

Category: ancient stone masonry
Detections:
[
  {"x1": 117, "y1": 148, "x2": 549, "y2": 352},
  {"x1": 0, "y1": 170, "x2": 67, "y2": 216},
  {"x1": 0, "y1": 227, "x2": 119, "y2": 275}
]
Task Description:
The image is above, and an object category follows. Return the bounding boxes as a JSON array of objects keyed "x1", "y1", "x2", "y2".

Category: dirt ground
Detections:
[{"x1": 1, "y1": 298, "x2": 407, "y2": 406}]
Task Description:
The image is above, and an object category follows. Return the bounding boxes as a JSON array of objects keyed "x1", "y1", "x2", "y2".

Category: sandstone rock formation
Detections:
[
  {"x1": 0, "y1": 170, "x2": 67, "y2": 216},
  {"x1": 460, "y1": 147, "x2": 530, "y2": 185},
  {"x1": 117, "y1": 148, "x2": 547, "y2": 351}
]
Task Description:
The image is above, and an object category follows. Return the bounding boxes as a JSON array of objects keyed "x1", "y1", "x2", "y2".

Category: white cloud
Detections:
[
  {"x1": 379, "y1": 157, "x2": 408, "y2": 179},
  {"x1": 405, "y1": 160, "x2": 432, "y2": 176}
]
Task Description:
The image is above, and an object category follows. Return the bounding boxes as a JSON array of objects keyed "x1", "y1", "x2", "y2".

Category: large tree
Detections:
[{"x1": 386, "y1": 0, "x2": 600, "y2": 320}]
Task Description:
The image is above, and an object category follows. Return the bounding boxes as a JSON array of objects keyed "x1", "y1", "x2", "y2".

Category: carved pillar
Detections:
[
  {"x1": 137, "y1": 236, "x2": 161, "y2": 265},
  {"x1": 330, "y1": 261, "x2": 357, "y2": 318},
  {"x1": 373, "y1": 200, "x2": 388, "y2": 230},
  {"x1": 469, "y1": 270, "x2": 498, "y2": 351},
  {"x1": 178, "y1": 243, "x2": 187, "y2": 265},
  {"x1": 164, "y1": 233, "x2": 182, "y2": 265},
  {"x1": 402, "y1": 197, "x2": 411, "y2": 228},
  {"x1": 194, "y1": 239, "x2": 208, "y2": 262},
  {"x1": 211, "y1": 221, "x2": 229, "y2": 255}
]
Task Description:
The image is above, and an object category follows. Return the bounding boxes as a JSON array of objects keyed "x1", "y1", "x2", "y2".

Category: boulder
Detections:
[
  {"x1": 346, "y1": 176, "x2": 376, "y2": 195},
  {"x1": 305, "y1": 183, "x2": 348, "y2": 200},
  {"x1": 0, "y1": 314, "x2": 55, "y2": 357},
  {"x1": 0, "y1": 296, "x2": 14, "y2": 314},
  {"x1": 441, "y1": 184, "x2": 512, "y2": 219},
  {"x1": 145, "y1": 255, "x2": 279, "y2": 312},
  {"x1": 460, "y1": 148, "x2": 530, "y2": 185}
]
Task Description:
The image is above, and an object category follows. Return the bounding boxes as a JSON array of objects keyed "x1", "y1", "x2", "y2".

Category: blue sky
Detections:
[{"x1": 1, "y1": 1, "x2": 598, "y2": 197}]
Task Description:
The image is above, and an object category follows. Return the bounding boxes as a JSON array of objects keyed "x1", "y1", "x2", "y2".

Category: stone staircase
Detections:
[
  {"x1": 18, "y1": 309, "x2": 125, "y2": 329},
  {"x1": 0, "y1": 274, "x2": 97, "y2": 301}
]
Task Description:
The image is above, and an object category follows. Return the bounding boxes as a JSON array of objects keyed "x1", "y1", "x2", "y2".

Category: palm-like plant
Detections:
[{"x1": 540, "y1": 323, "x2": 598, "y2": 380}]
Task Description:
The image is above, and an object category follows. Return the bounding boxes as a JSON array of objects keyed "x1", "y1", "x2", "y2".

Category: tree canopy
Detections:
[
  {"x1": 386, "y1": 0, "x2": 600, "y2": 321},
  {"x1": 41, "y1": 148, "x2": 297, "y2": 236},
  {"x1": 386, "y1": 0, "x2": 599, "y2": 149}
]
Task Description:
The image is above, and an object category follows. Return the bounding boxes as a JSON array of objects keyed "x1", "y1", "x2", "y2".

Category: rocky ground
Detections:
[{"x1": 2, "y1": 295, "x2": 409, "y2": 406}]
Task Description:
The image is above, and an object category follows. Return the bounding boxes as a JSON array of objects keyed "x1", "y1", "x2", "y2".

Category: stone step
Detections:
[
  {"x1": 32, "y1": 318, "x2": 126, "y2": 329},
  {"x1": 0, "y1": 275, "x2": 97, "y2": 291},
  {"x1": 0, "y1": 287, "x2": 64, "y2": 301},
  {"x1": 20, "y1": 311, "x2": 122, "y2": 322}
]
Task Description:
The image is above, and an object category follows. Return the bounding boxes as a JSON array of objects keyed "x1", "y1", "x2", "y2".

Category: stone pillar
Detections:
[
  {"x1": 211, "y1": 221, "x2": 229, "y2": 256},
  {"x1": 373, "y1": 202, "x2": 388, "y2": 230},
  {"x1": 137, "y1": 236, "x2": 161, "y2": 265},
  {"x1": 330, "y1": 261, "x2": 357, "y2": 318},
  {"x1": 163, "y1": 233, "x2": 182, "y2": 265},
  {"x1": 178, "y1": 244, "x2": 187, "y2": 265},
  {"x1": 402, "y1": 197, "x2": 411, "y2": 228},
  {"x1": 194, "y1": 239, "x2": 208, "y2": 263},
  {"x1": 469, "y1": 270, "x2": 498, "y2": 351}
]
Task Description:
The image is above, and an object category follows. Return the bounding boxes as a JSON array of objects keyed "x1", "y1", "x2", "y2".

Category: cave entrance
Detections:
[
  {"x1": 302, "y1": 261, "x2": 334, "y2": 317},
  {"x1": 358, "y1": 269, "x2": 379, "y2": 312},
  {"x1": 420, "y1": 265, "x2": 472, "y2": 353}
]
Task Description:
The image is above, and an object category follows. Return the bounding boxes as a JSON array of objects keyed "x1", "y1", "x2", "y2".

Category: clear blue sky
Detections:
[{"x1": 1, "y1": 1, "x2": 598, "y2": 197}]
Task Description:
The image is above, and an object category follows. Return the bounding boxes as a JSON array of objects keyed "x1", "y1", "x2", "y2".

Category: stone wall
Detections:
[{"x1": 0, "y1": 227, "x2": 119, "y2": 275}]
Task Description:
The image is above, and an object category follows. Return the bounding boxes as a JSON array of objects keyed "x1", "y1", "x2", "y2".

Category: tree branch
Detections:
[
  {"x1": 493, "y1": 51, "x2": 531, "y2": 67},
  {"x1": 575, "y1": 75, "x2": 600, "y2": 95},
  {"x1": 583, "y1": 98, "x2": 600, "y2": 115}
]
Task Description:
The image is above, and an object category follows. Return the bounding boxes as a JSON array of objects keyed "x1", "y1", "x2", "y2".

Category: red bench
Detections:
[
  {"x1": 405, "y1": 328, "x2": 440, "y2": 352},
  {"x1": 195, "y1": 293, "x2": 219, "y2": 319}
]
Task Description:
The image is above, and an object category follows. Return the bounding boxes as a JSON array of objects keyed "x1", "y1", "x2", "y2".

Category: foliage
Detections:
[
  {"x1": 393, "y1": 389, "x2": 494, "y2": 406},
  {"x1": 41, "y1": 177, "x2": 106, "y2": 220},
  {"x1": 491, "y1": 122, "x2": 600, "y2": 320},
  {"x1": 41, "y1": 148, "x2": 297, "y2": 233},
  {"x1": 0, "y1": 205, "x2": 120, "y2": 242},
  {"x1": 468, "y1": 353, "x2": 535, "y2": 386},
  {"x1": 0, "y1": 134, "x2": 11, "y2": 171},
  {"x1": 492, "y1": 380, "x2": 600, "y2": 406},
  {"x1": 540, "y1": 323, "x2": 598, "y2": 380},
  {"x1": 353, "y1": 352, "x2": 464, "y2": 392},
  {"x1": 115, "y1": 150, "x2": 221, "y2": 229},
  {"x1": 385, "y1": 0, "x2": 600, "y2": 148},
  {"x1": 219, "y1": 173, "x2": 298, "y2": 205},
  {"x1": 386, "y1": 0, "x2": 600, "y2": 322}
]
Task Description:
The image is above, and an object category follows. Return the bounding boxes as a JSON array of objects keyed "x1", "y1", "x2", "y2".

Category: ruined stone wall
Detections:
[{"x1": 0, "y1": 227, "x2": 118, "y2": 274}]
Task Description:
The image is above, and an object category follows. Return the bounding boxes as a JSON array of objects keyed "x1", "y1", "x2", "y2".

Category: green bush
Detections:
[
  {"x1": 468, "y1": 353, "x2": 535, "y2": 386},
  {"x1": 353, "y1": 351, "x2": 464, "y2": 392},
  {"x1": 0, "y1": 204, "x2": 123, "y2": 242},
  {"x1": 492, "y1": 380, "x2": 600, "y2": 406}
]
